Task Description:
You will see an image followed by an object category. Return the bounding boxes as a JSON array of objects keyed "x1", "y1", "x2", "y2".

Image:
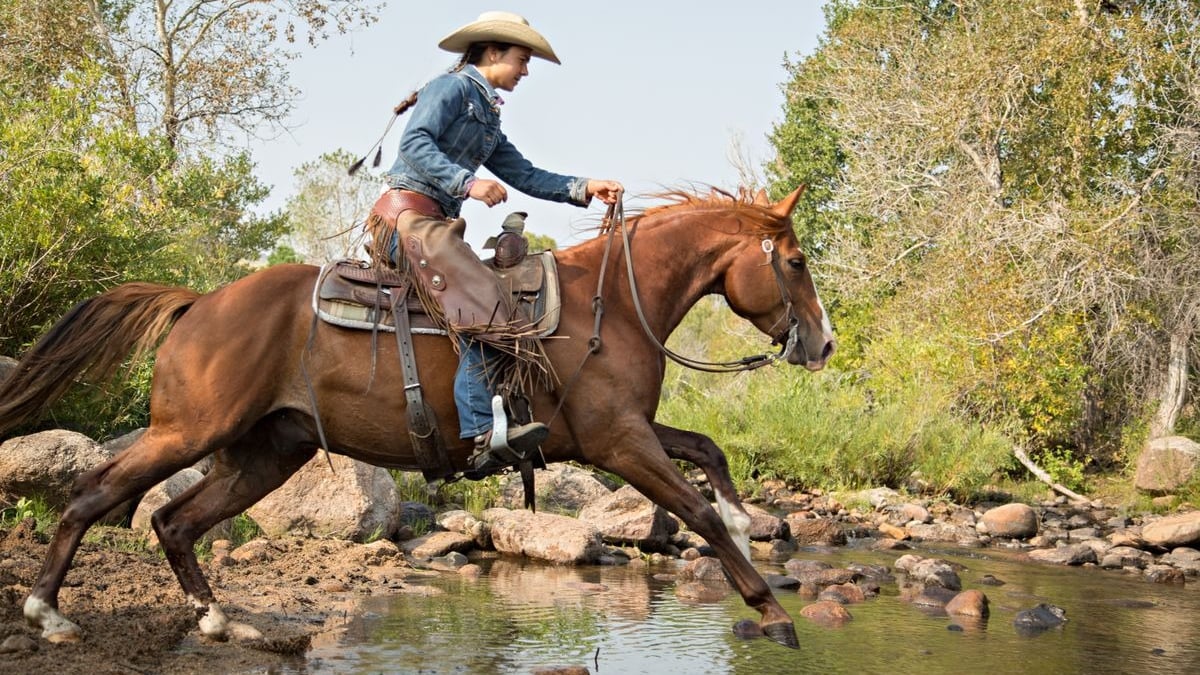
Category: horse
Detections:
[{"x1": 0, "y1": 185, "x2": 834, "y2": 649}]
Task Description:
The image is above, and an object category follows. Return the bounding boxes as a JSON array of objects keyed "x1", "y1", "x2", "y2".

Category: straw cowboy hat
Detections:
[{"x1": 438, "y1": 11, "x2": 561, "y2": 65}]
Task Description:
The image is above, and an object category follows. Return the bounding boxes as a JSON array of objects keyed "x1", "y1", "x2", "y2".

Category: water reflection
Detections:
[{"x1": 298, "y1": 545, "x2": 1200, "y2": 675}]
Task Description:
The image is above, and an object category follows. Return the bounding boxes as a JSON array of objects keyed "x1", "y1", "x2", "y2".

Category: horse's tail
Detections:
[{"x1": 0, "y1": 282, "x2": 200, "y2": 435}]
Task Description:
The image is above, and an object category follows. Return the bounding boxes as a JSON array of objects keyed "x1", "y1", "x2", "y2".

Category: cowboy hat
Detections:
[{"x1": 438, "y1": 11, "x2": 561, "y2": 65}]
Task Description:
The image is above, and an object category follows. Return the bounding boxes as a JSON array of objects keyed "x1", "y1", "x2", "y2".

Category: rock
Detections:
[
  {"x1": 0, "y1": 633, "x2": 37, "y2": 654},
  {"x1": 530, "y1": 667, "x2": 590, "y2": 675},
  {"x1": 978, "y1": 574, "x2": 1006, "y2": 586},
  {"x1": 1013, "y1": 603, "x2": 1067, "y2": 634},
  {"x1": 787, "y1": 516, "x2": 845, "y2": 545},
  {"x1": 0, "y1": 430, "x2": 113, "y2": 508},
  {"x1": 677, "y1": 556, "x2": 729, "y2": 584},
  {"x1": 800, "y1": 600, "x2": 853, "y2": 627},
  {"x1": 896, "y1": 555, "x2": 961, "y2": 590},
  {"x1": 131, "y1": 468, "x2": 231, "y2": 544},
  {"x1": 1027, "y1": 543, "x2": 1098, "y2": 566},
  {"x1": 577, "y1": 485, "x2": 679, "y2": 551},
  {"x1": 500, "y1": 464, "x2": 613, "y2": 513},
  {"x1": 675, "y1": 581, "x2": 731, "y2": 602},
  {"x1": 1163, "y1": 546, "x2": 1200, "y2": 575},
  {"x1": 878, "y1": 522, "x2": 909, "y2": 540},
  {"x1": 851, "y1": 487, "x2": 900, "y2": 509},
  {"x1": 818, "y1": 583, "x2": 865, "y2": 604},
  {"x1": 427, "y1": 551, "x2": 470, "y2": 572},
  {"x1": 1108, "y1": 528, "x2": 1144, "y2": 548},
  {"x1": 888, "y1": 502, "x2": 932, "y2": 524},
  {"x1": 0, "y1": 355, "x2": 16, "y2": 383},
  {"x1": 1141, "y1": 512, "x2": 1200, "y2": 548},
  {"x1": 229, "y1": 538, "x2": 276, "y2": 563},
  {"x1": 765, "y1": 574, "x2": 801, "y2": 590},
  {"x1": 398, "y1": 502, "x2": 436, "y2": 531},
  {"x1": 742, "y1": 502, "x2": 789, "y2": 541},
  {"x1": 1144, "y1": 565, "x2": 1186, "y2": 584},
  {"x1": 1134, "y1": 436, "x2": 1200, "y2": 494},
  {"x1": 945, "y1": 589, "x2": 989, "y2": 617},
  {"x1": 401, "y1": 531, "x2": 476, "y2": 559},
  {"x1": 484, "y1": 508, "x2": 605, "y2": 564},
  {"x1": 101, "y1": 428, "x2": 146, "y2": 457},
  {"x1": 980, "y1": 503, "x2": 1039, "y2": 539},
  {"x1": 437, "y1": 509, "x2": 491, "y2": 549},
  {"x1": 907, "y1": 521, "x2": 973, "y2": 543},
  {"x1": 247, "y1": 454, "x2": 400, "y2": 542},
  {"x1": 905, "y1": 585, "x2": 959, "y2": 608},
  {"x1": 1099, "y1": 546, "x2": 1153, "y2": 570}
]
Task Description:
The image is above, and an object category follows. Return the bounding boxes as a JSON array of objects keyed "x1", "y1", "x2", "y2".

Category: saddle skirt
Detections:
[{"x1": 313, "y1": 252, "x2": 562, "y2": 337}]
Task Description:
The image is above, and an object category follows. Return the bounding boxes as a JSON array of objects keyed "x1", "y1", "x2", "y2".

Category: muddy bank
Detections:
[{"x1": 0, "y1": 520, "x2": 422, "y2": 674}]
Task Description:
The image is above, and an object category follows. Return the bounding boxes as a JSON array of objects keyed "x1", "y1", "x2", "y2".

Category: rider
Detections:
[{"x1": 377, "y1": 11, "x2": 623, "y2": 472}]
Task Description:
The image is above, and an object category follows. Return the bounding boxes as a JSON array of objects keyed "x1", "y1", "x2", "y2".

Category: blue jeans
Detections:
[{"x1": 455, "y1": 337, "x2": 501, "y2": 438}]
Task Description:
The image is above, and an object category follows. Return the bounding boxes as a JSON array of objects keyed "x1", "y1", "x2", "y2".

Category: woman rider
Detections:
[{"x1": 377, "y1": 11, "x2": 623, "y2": 473}]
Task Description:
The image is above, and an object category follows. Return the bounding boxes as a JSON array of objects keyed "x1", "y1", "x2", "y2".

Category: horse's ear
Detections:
[
  {"x1": 752, "y1": 188, "x2": 770, "y2": 206},
  {"x1": 770, "y1": 185, "x2": 807, "y2": 219}
]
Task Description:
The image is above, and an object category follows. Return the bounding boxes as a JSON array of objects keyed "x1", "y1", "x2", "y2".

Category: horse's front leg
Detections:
[
  {"x1": 586, "y1": 423, "x2": 798, "y2": 649},
  {"x1": 654, "y1": 423, "x2": 752, "y2": 561}
]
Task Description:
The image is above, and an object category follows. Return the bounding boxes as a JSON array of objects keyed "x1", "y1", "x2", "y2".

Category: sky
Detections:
[{"x1": 248, "y1": 2, "x2": 829, "y2": 250}]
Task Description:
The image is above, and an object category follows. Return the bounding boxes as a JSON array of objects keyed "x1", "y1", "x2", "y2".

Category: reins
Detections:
[{"x1": 548, "y1": 197, "x2": 802, "y2": 424}]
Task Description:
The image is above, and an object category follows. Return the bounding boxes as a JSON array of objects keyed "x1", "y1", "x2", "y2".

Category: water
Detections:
[{"x1": 295, "y1": 544, "x2": 1200, "y2": 674}]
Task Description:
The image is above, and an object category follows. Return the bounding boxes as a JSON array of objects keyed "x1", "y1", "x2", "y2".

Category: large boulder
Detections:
[
  {"x1": 247, "y1": 453, "x2": 400, "y2": 542},
  {"x1": 0, "y1": 430, "x2": 113, "y2": 507},
  {"x1": 1141, "y1": 512, "x2": 1200, "y2": 549},
  {"x1": 980, "y1": 503, "x2": 1039, "y2": 539},
  {"x1": 577, "y1": 485, "x2": 679, "y2": 551},
  {"x1": 483, "y1": 508, "x2": 605, "y2": 564},
  {"x1": 787, "y1": 514, "x2": 846, "y2": 545},
  {"x1": 499, "y1": 464, "x2": 614, "y2": 513},
  {"x1": 1135, "y1": 436, "x2": 1200, "y2": 494},
  {"x1": 741, "y1": 502, "x2": 790, "y2": 541}
]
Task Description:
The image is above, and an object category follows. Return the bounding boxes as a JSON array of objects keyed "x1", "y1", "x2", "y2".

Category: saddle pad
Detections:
[{"x1": 313, "y1": 253, "x2": 561, "y2": 337}]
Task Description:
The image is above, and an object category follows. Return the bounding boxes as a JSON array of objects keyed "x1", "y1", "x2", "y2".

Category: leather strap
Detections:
[{"x1": 390, "y1": 281, "x2": 452, "y2": 481}]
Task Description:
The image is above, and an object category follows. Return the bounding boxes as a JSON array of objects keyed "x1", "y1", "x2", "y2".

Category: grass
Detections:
[{"x1": 0, "y1": 495, "x2": 58, "y2": 534}]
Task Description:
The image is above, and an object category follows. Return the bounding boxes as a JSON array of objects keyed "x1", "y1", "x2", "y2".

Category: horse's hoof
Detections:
[{"x1": 762, "y1": 621, "x2": 800, "y2": 649}]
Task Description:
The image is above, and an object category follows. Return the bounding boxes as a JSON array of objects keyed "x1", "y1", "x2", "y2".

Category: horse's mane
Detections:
[{"x1": 633, "y1": 186, "x2": 792, "y2": 236}]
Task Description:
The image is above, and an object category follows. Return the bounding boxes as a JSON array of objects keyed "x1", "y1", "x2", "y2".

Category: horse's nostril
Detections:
[{"x1": 821, "y1": 340, "x2": 836, "y2": 360}]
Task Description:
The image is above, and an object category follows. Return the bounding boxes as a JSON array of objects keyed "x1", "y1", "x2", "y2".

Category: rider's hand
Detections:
[
  {"x1": 467, "y1": 179, "x2": 508, "y2": 207},
  {"x1": 587, "y1": 179, "x2": 624, "y2": 205}
]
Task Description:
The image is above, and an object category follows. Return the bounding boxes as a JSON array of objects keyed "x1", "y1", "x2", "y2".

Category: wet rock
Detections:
[
  {"x1": 945, "y1": 589, "x2": 989, "y2": 618},
  {"x1": 1134, "y1": 436, "x2": 1200, "y2": 494},
  {"x1": 872, "y1": 538, "x2": 911, "y2": 551},
  {"x1": 878, "y1": 522, "x2": 909, "y2": 540},
  {"x1": 905, "y1": 585, "x2": 959, "y2": 608},
  {"x1": 1143, "y1": 565, "x2": 1186, "y2": 584},
  {"x1": 1163, "y1": 547, "x2": 1200, "y2": 575},
  {"x1": 847, "y1": 562, "x2": 894, "y2": 583},
  {"x1": 765, "y1": 574, "x2": 801, "y2": 590},
  {"x1": 427, "y1": 551, "x2": 469, "y2": 572},
  {"x1": 787, "y1": 516, "x2": 846, "y2": 545},
  {"x1": 577, "y1": 485, "x2": 679, "y2": 552},
  {"x1": 980, "y1": 503, "x2": 1039, "y2": 539},
  {"x1": 788, "y1": 566, "x2": 859, "y2": 588},
  {"x1": 800, "y1": 600, "x2": 853, "y2": 627},
  {"x1": 401, "y1": 531, "x2": 475, "y2": 559},
  {"x1": 1141, "y1": 512, "x2": 1200, "y2": 548},
  {"x1": 742, "y1": 502, "x2": 789, "y2": 541},
  {"x1": 531, "y1": 667, "x2": 590, "y2": 675},
  {"x1": 675, "y1": 581, "x2": 731, "y2": 602},
  {"x1": 248, "y1": 454, "x2": 400, "y2": 542},
  {"x1": 895, "y1": 555, "x2": 962, "y2": 590},
  {"x1": 1027, "y1": 543, "x2": 1098, "y2": 566},
  {"x1": 436, "y1": 509, "x2": 491, "y2": 549},
  {"x1": 1013, "y1": 603, "x2": 1067, "y2": 634},
  {"x1": 852, "y1": 487, "x2": 901, "y2": 508},
  {"x1": 889, "y1": 502, "x2": 932, "y2": 524},
  {"x1": 459, "y1": 563, "x2": 482, "y2": 579},
  {"x1": 484, "y1": 508, "x2": 605, "y2": 564},
  {"x1": 908, "y1": 521, "x2": 974, "y2": 543},
  {"x1": 818, "y1": 583, "x2": 865, "y2": 604},
  {"x1": 978, "y1": 574, "x2": 1006, "y2": 586},
  {"x1": 1099, "y1": 546, "x2": 1153, "y2": 570},
  {"x1": 678, "y1": 556, "x2": 729, "y2": 584},
  {"x1": 1108, "y1": 528, "x2": 1144, "y2": 548}
]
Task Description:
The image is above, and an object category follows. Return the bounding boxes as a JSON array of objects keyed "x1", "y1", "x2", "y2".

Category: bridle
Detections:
[{"x1": 549, "y1": 198, "x2": 804, "y2": 423}]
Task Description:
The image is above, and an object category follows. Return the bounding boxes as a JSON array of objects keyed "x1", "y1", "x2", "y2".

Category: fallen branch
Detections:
[{"x1": 1013, "y1": 445, "x2": 1091, "y2": 504}]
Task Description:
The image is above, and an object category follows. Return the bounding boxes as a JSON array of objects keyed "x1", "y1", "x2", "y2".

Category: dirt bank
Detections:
[{"x1": 0, "y1": 520, "x2": 421, "y2": 674}]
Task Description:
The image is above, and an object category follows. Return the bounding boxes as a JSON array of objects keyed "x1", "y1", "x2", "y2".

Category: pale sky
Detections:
[{"x1": 249, "y1": 2, "x2": 829, "y2": 250}]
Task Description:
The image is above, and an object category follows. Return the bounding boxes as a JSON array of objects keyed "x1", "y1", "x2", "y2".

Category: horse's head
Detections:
[{"x1": 720, "y1": 186, "x2": 835, "y2": 371}]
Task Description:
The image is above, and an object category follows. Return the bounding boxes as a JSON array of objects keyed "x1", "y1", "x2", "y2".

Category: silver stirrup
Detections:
[{"x1": 489, "y1": 395, "x2": 514, "y2": 455}]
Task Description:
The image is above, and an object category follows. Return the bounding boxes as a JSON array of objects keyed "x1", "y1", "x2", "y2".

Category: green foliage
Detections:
[
  {"x1": 524, "y1": 231, "x2": 558, "y2": 253},
  {"x1": 1034, "y1": 446, "x2": 1088, "y2": 492},
  {"x1": 393, "y1": 471, "x2": 502, "y2": 517},
  {"x1": 267, "y1": 244, "x2": 303, "y2": 266},
  {"x1": 0, "y1": 496, "x2": 57, "y2": 534}
]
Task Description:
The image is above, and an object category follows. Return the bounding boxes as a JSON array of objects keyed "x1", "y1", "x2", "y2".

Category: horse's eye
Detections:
[{"x1": 787, "y1": 257, "x2": 806, "y2": 272}]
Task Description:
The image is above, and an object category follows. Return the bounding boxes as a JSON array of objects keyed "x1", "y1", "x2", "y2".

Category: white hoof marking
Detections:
[
  {"x1": 714, "y1": 493, "x2": 753, "y2": 562},
  {"x1": 24, "y1": 596, "x2": 83, "y2": 642}
]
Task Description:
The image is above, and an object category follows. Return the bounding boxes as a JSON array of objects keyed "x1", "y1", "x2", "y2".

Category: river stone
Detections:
[
  {"x1": 980, "y1": 503, "x2": 1039, "y2": 539},
  {"x1": 247, "y1": 454, "x2": 400, "y2": 542},
  {"x1": 1099, "y1": 546, "x2": 1153, "y2": 570},
  {"x1": 437, "y1": 509, "x2": 491, "y2": 549},
  {"x1": 1134, "y1": 436, "x2": 1200, "y2": 494},
  {"x1": 1027, "y1": 543, "x2": 1098, "y2": 566},
  {"x1": 895, "y1": 555, "x2": 962, "y2": 590},
  {"x1": 1144, "y1": 564, "x2": 1186, "y2": 584},
  {"x1": 677, "y1": 556, "x2": 729, "y2": 584},
  {"x1": 945, "y1": 589, "x2": 989, "y2": 617},
  {"x1": 741, "y1": 502, "x2": 789, "y2": 541},
  {"x1": 577, "y1": 484, "x2": 679, "y2": 551},
  {"x1": 907, "y1": 521, "x2": 972, "y2": 543},
  {"x1": 800, "y1": 600, "x2": 853, "y2": 627},
  {"x1": 787, "y1": 515, "x2": 845, "y2": 545},
  {"x1": 1141, "y1": 512, "x2": 1200, "y2": 548},
  {"x1": 1013, "y1": 603, "x2": 1067, "y2": 634},
  {"x1": 401, "y1": 531, "x2": 475, "y2": 559},
  {"x1": 817, "y1": 583, "x2": 865, "y2": 605},
  {"x1": 483, "y1": 508, "x2": 605, "y2": 564},
  {"x1": 1163, "y1": 547, "x2": 1200, "y2": 575},
  {"x1": 887, "y1": 502, "x2": 932, "y2": 525},
  {"x1": 0, "y1": 430, "x2": 113, "y2": 508}
]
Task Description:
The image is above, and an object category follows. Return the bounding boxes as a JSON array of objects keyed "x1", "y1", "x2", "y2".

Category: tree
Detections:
[
  {"x1": 83, "y1": 0, "x2": 382, "y2": 153},
  {"x1": 283, "y1": 149, "x2": 380, "y2": 264},
  {"x1": 771, "y1": 0, "x2": 1200, "y2": 461}
]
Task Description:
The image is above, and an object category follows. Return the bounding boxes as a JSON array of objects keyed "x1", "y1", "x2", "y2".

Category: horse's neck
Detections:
[{"x1": 566, "y1": 215, "x2": 734, "y2": 339}]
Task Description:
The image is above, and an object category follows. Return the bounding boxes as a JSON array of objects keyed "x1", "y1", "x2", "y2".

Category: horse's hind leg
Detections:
[
  {"x1": 586, "y1": 424, "x2": 799, "y2": 649},
  {"x1": 150, "y1": 417, "x2": 316, "y2": 641},
  {"x1": 24, "y1": 427, "x2": 211, "y2": 642},
  {"x1": 654, "y1": 423, "x2": 753, "y2": 561}
]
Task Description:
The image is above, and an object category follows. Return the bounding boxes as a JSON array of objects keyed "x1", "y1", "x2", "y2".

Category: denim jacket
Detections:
[{"x1": 384, "y1": 65, "x2": 589, "y2": 218}]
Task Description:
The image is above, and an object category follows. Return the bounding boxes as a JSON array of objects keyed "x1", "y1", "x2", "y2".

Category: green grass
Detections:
[{"x1": 0, "y1": 496, "x2": 58, "y2": 534}]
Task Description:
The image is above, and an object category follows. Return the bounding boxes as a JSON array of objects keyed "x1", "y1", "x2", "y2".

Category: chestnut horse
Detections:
[{"x1": 0, "y1": 186, "x2": 834, "y2": 648}]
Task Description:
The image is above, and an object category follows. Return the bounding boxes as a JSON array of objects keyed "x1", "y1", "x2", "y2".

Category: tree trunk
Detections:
[{"x1": 1149, "y1": 316, "x2": 1194, "y2": 438}]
